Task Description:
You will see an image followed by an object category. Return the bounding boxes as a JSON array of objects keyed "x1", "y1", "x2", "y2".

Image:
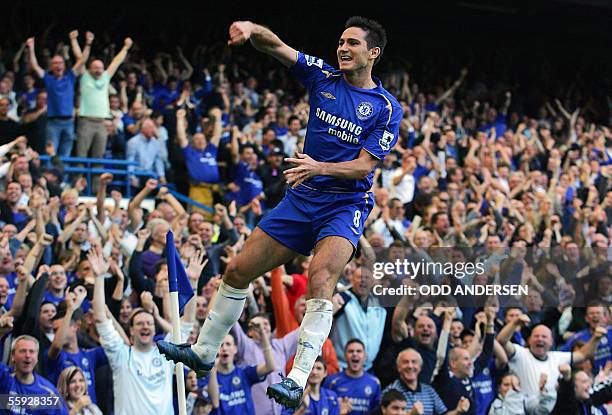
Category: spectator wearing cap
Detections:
[
  {"x1": 176, "y1": 107, "x2": 222, "y2": 219},
  {"x1": 259, "y1": 145, "x2": 287, "y2": 210},
  {"x1": 45, "y1": 291, "x2": 108, "y2": 404}
]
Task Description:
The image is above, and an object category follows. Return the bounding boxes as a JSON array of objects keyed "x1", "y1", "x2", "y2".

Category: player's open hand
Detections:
[
  {"x1": 284, "y1": 152, "x2": 321, "y2": 188},
  {"x1": 228, "y1": 21, "x2": 254, "y2": 46}
]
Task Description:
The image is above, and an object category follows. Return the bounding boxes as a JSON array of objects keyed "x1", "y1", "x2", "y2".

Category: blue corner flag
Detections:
[{"x1": 166, "y1": 231, "x2": 193, "y2": 315}]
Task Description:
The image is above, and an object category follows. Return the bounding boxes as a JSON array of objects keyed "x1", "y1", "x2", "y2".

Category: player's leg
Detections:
[
  {"x1": 267, "y1": 235, "x2": 354, "y2": 407},
  {"x1": 158, "y1": 227, "x2": 297, "y2": 374}
]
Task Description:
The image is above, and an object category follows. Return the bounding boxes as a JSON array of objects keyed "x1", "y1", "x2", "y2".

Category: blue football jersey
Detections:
[
  {"x1": 288, "y1": 51, "x2": 402, "y2": 192},
  {"x1": 323, "y1": 371, "x2": 381, "y2": 414}
]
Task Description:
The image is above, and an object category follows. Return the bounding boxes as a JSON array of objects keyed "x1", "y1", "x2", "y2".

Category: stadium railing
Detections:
[{"x1": 38, "y1": 155, "x2": 214, "y2": 213}]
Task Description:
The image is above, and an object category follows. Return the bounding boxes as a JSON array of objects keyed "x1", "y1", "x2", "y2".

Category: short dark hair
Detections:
[
  {"x1": 128, "y1": 308, "x2": 154, "y2": 327},
  {"x1": 344, "y1": 16, "x2": 387, "y2": 65},
  {"x1": 344, "y1": 338, "x2": 365, "y2": 351},
  {"x1": 380, "y1": 390, "x2": 406, "y2": 408}
]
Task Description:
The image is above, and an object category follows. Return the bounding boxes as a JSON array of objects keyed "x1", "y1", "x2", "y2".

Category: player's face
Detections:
[
  {"x1": 382, "y1": 400, "x2": 407, "y2": 415},
  {"x1": 68, "y1": 370, "x2": 87, "y2": 401},
  {"x1": 337, "y1": 27, "x2": 373, "y2": 73}
]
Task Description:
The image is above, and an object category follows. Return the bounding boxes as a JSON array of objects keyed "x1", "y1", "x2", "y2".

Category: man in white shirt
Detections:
[
  {"x1": 390, "y1": 152, "x2": 416, "y2": 204},
  {"x1": 496, "y1": 313, "x2": 606, "y2": 399},
  {"x1": 88, "y1": 246, "x2": 200, "y2": 415},
  {"x1": 371, "y1": 198, "x2": 409, "y2": 246}
]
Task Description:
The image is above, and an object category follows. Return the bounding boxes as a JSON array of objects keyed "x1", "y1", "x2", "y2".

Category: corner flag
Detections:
[{"x1": 166, "y1": 230, "x2": 193, "y2": 315}]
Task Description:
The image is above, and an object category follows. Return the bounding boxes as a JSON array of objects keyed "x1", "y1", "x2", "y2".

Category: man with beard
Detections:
[
  {"x1": 497, "y1": 314, "x2": 607, "y2": 399},
  {"x1": 324, "y1": 338, "x2": 381, "y2": 414}
]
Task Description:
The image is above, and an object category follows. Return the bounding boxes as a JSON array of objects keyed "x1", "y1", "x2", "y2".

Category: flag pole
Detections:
[
  {"x1": 170, "y1": 292, "x2": 187, "y2": 415},
  {"x1": 167, "y1": 230, "x2": 187, "y2": 415}
]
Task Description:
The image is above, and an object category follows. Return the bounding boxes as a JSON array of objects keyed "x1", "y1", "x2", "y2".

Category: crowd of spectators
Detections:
[{"x1": 0, "y1": 26, "x2": 609, "y2": 415}]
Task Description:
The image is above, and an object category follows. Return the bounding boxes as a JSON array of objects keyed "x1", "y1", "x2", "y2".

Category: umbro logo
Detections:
[{"x1": 320, "y1": 91, "x2": 336, "y2": 100}]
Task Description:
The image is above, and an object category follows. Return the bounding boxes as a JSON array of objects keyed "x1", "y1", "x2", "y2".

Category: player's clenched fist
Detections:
[{"x1": 228, "y1": 21, "x2": 254, "y2": 46}]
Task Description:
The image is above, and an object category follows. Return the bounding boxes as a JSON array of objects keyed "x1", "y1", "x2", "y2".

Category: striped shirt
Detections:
[{"x1": 383, "y1": 380, "x2": 448, "y2": 415}]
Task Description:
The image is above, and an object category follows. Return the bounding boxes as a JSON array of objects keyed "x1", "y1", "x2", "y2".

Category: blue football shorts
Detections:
[{"x1": 257, "y1": 184, "x2": 373, "y2": 256}]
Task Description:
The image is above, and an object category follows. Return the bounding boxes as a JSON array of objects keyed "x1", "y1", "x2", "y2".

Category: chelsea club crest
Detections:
[{"x1": 356, "y1": 101, "x2": 374, "y2": 120}]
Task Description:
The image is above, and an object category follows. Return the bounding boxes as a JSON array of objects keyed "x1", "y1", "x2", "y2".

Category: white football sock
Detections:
[
  {"x1": 191, "y1": 281, "x2": 248, "y2": 362},
  {"x1": 287, "y1": 298, "x2": 333, "y2": 388}
]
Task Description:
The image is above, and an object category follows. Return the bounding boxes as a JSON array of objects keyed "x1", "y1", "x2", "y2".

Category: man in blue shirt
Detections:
[
  {"x1": 0, "y1": 335, "x2": 69, "y2": 414},
  {"x1": 126, "y1": 119, "x2": 167, "y2": 187},
  {"x1": 44, "y1": 293, "x2": 108, "y2": 404},
  {"x1": 282, "y1": 357, "x2": 346, "y2": 415},
  {"x1": 560, "y1": 301, "x2": 611, "y2": 374},
  {"x1": 324, "y1": 339, "x2": 381, "y2": 414},
  {"x1": 203, "y1": 331, "x2": 276, "y2": 415},
  {"x1": 158, "y1": 16, "x2": 402, "y2": 409},
  {"x1": 176, "y1": 107, "x2": 222, "y2": 220},
  {"x1": 26, "y1": 34, "x2": 90, "y2": 157},
  {"x1": 43, "y1": 265, "x2": 68, "y2": 306}
]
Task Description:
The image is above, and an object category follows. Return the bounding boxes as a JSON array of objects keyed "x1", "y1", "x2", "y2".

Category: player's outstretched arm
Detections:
[{"x1": 228, "y1": 21, "x2": 297, "y2": 67}]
